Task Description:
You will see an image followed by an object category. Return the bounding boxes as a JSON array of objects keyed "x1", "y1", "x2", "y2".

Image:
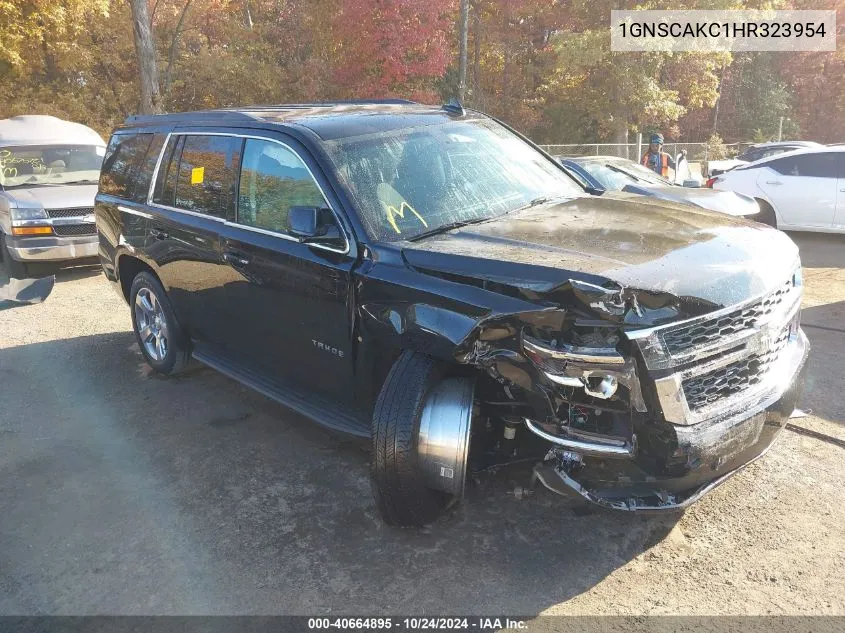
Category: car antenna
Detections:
[{"x1": 442, "y1": 98, "x2": 465, "y2": 116}]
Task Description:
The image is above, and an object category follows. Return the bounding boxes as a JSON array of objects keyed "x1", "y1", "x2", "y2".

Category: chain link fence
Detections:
[{"x1": 539, "y1": 142, "x2": 751, "y2": 162}]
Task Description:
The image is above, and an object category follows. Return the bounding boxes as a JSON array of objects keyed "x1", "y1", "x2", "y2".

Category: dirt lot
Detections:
[{"x1": 0, "y1": 232, "x2": 843, "y2": 616}]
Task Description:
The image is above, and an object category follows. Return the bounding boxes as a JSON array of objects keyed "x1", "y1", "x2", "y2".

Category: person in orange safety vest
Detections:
[{"x1": 641, "y1": 133, "x2": 676, "y2": 177}]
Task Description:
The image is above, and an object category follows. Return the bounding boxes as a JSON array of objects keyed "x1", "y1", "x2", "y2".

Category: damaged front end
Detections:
[
  {"x1": 461, "y1": 269, "x2": 809, "y2": 512},
  {"x1": 359, "y1": 232, "x2": 809, "y2": 512}
]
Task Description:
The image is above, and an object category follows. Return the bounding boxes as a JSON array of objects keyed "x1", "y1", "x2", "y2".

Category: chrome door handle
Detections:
[
  {"x1": 223, "y1": 251, "x2": 251, "y2": 267},
  {"x1": 765, "y1": 180, "x2": 783, "y2": 186}
]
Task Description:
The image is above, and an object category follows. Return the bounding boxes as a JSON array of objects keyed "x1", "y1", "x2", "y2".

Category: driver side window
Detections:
[{"x1": 237, "y1": 139, "x2": 327, "y2": 234}]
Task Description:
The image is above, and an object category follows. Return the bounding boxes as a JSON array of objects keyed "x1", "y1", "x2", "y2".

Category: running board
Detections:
[{"x1": 192, "y1": 343, "x2": 369, "y2": 438}]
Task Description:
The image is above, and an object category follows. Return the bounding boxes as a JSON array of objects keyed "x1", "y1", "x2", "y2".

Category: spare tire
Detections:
[{"x1": 371, "y1": 350, "x2": 474, "y2": 527}]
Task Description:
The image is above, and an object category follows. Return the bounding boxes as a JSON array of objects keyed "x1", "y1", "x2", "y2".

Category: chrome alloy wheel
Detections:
[{"x1": 134, "y1": 287, "x2": 169, "y2": 362}]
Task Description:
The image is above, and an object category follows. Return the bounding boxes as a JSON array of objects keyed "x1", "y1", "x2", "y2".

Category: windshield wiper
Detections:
[
  {"x1": 406, "y1": 194, "x2": 572, "y2": 242},
  {"x1": 407, "y1": 216, "x2": 491, "y2": 242},
  {"x1": 4, "y1": 182, "x2": 66, "y2": 189},
  {"x1": 62, "y1": 179, "x2": 99, "y2": 185},
  {"x1": 605, "y1": 164, "x2": 642, "y2": 182},
  {"x1": 515, "y1": 192, "x2": 572, "y2": 211}
]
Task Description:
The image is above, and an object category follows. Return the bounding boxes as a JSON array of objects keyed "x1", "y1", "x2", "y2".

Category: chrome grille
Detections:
[
  {"x1": 53, "y1": 223, "x2": 96, "y2": 236},
  {"x1": 627, "y1": 267, "x2": 803, "y2": 425},
  {"x1": 46, "y1": 207, "x2": 94, "y2": 218},
  {"x1": 682, "y1": 325, "x2": 790, "y2": 411},
  {"x1": 661, "y1": 279, "x2": 794, "y2": 357}
]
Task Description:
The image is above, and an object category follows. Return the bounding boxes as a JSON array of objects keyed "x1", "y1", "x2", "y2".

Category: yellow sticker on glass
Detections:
[{"x1": 191, "y1": 167, "x2": 204, "y2": 184}]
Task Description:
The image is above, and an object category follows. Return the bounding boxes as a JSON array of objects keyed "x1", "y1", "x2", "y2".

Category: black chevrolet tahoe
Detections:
[{"x1": 95, "y1": 101, "x2": 809, "y2": 526}]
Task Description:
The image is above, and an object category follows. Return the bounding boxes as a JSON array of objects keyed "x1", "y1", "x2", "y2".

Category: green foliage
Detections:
[{"x1": 705, "y1": 133, "x2": 729, "y2": 160}]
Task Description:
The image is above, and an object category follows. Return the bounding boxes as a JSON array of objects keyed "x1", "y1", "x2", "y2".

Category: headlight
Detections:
[
  {"x1": 10, "y1": 207, "x2": 48, "y2": 221},
  {"x1": 522, "y1": 333, "x2": 632, "y2": 403}
]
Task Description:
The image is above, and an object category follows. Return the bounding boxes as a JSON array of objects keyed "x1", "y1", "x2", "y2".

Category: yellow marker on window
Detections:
[
  {"x1": 191, "y1": 167, "x2": 204, "y2": 184},
  {"x1": 385, "y1": 201, "x2": 428, "y2": 234}
]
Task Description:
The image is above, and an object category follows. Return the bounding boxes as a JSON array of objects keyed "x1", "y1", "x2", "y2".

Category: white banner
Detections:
[{"x1": 611, "y1": 10, "x2": 837, "y2": 52}]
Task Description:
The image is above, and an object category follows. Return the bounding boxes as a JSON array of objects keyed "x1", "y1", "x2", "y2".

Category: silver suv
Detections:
[{"x1": 0, "y1": 115, "x2": 105, "y2": 278}]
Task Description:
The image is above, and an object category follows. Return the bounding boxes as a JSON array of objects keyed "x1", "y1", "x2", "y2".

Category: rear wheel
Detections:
[
  {"x1": 753, "y1": 199, "x2": 778, "y2": 228},
  {"x1": 371, "y1": 350, "x2": 475, "y2": 527},
  {"x1": 129, "y1": 271, "x2": 190, "y2": 374}
]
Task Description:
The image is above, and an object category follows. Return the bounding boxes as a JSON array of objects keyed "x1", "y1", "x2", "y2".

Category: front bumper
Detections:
[
  {"x1": 532, "y1": 329, "x2": 809, "y2": 511},
  {"x1": 6, "y1": 234, "x2": 98, "y2": 262}
]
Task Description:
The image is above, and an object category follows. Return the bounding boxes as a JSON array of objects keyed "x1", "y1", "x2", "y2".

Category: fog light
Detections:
[{"x1": 583, "y1": 375, "x2": 618, "y2": 399}]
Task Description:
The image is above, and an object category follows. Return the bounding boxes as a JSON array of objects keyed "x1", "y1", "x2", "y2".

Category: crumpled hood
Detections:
[
  {"x1": 2, "y1": 184, "x2": 98, "y2": 210},
  {"x1": 401, "y1": 196, "x2": 799, "y2": 316},
  {"x1": 619, "y1": 184, "x2": 759, "y2": 216}
]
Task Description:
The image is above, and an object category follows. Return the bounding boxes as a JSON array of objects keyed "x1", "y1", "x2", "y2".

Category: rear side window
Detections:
[
  {"x1": 99, "y1": 133, "x2": 154, "y2": 201},
  {"x1": 769, "y1": 153, "x2": 839, "y2": 178},
  {"x1": 237, "y1": 138, "x2": 327, "y2": 234},
  {"x1": 153, "y1": 134, "x2": 241, "y2": 218},
  {"x1": 153, "y1": 135, "x2": 184, "y2": 206}
]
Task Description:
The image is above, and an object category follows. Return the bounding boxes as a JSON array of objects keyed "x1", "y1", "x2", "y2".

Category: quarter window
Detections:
[
  {"x1": 237, "y1": 138, "x2": 328, "y2": 234},
  {"x1": 100, "y1": 133, "x2": 154, "y2": 200}
]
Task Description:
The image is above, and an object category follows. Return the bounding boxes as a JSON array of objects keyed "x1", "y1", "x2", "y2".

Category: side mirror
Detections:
[
  {"x1": 288, "y1": 206, "x2": 342, "y2": 244},
  {"x1": 289, "y1": 206, "x2": 323, "y2": 238}
]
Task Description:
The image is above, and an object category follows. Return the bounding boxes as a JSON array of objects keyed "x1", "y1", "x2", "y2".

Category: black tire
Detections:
[
  {"x1": 129, "y1": 271, "x2": 190, "y2": 375},
  {"x1": 21, "y1": 261, "x2": 60, "y2": 278},
  {"x1": 753, "y1": 200, "x2": 778, "y2": 228},
  {"x1": 1, "y1": 233, "x2": 31, "y2": 279},
  {"x1": 371, "y1": 350, "x2": 453, "y2": 527}
]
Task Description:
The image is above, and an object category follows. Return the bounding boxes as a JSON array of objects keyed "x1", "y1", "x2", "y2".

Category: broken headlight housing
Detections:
[{"x1": 521, "y1": 330, "x2": 647, "y2": 412}]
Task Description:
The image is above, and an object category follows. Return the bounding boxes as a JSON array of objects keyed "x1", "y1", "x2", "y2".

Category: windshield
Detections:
[
  {"x1": 579, "y1": 161, "x2": 637, "y2": 190},
  {"x1": 324, "y1": 119, "x2": 582, "y2": 242},
  {"x1": 0, "y1": 144, "x2": 105, "y2": 189}
]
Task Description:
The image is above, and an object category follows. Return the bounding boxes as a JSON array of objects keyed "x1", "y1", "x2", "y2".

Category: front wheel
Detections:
[
  {"x1": 1, "y1": 234, "x2": 30, "y2": 279},
  {"x1": 371, "y1": 350, "x2": 475, "y2": 527},
  {"x1": 129, "y1": 271, "x2": 190, "y2": 375}
]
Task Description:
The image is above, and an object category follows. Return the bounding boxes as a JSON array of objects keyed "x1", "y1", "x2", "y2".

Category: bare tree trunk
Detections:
[
  {"x1": 457, "y1": 0, "x2": 469, "y2": 102},
  {"x1": 163, "y1": 0, "x2": 193, "y2": 101},
  {"x1": 243, "y1": 0, "x2": 253, "y2": 29},
  {"x1": 711, "y1": 64, "x2": 726, "y2": 136},
  {"x1": 471, "y1": 1, "x2": 481, "y2": 104},
  {"x1": 130, "y1": 0, "x2": 162, "y2": 114},
  {"x1": 614, "y1": 119, "x2": 629, "y2": 159}
]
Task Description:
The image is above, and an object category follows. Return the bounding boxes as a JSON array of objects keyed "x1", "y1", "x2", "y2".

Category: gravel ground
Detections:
[{"x1": 0, "y1": 232, "x2": 843, "y2": 616}]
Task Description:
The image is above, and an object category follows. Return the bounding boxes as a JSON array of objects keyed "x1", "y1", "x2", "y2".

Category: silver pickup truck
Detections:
[{"x1": 0, "y1": 115, "x2": 105, "y2": 278}]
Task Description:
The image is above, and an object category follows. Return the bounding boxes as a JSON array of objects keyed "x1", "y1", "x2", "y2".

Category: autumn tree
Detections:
[
  {"x1": 2, "y1": 0, "x2": 843, "y2": 146},
  {"x1": 330, "y1": 0, "x2": 454, "y2": 101},
  {"x1": 541, "y1": 1, "x2": 730, "y2": 147}
]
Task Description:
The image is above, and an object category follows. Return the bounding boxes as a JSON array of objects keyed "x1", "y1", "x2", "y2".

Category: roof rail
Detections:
[
  {"x1": 123, "y1": 100, "x2": 419, "y2": 126},
  {"x1": 236, "y1": 99, "x2": 418, "y2": 110},
  {"x1": 124, "y1": 110, "x2": 261, "y2": 126}
]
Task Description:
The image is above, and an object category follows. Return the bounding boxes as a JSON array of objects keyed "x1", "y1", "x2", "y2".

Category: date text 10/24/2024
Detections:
[{"x1": 307, "y1": 618, "x2": 528, "y2": 631}]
